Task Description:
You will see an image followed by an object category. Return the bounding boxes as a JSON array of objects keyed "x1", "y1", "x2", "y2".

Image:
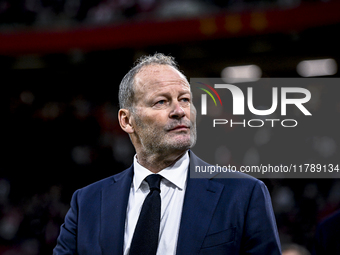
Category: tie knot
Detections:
[{"x1": 145, "y1": 174, "x2": 162, "y2": 192}]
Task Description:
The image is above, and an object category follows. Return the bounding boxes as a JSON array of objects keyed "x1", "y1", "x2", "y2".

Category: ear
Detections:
[{"x1": 118, "y1": 109, "x2": 134, "y2": 134}]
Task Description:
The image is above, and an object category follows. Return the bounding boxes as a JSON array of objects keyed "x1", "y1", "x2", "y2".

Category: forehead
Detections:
[{"x1": 134, "y1": 64, "x2": 189, "y2": 91}]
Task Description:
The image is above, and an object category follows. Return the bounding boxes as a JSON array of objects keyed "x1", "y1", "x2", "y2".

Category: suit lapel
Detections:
[
  {"x1": 176, "y1": 152, "x2": 224, "y2": 255},
  {"x1": 100, "y1": 167, "x2": 133, "y2": 255}
]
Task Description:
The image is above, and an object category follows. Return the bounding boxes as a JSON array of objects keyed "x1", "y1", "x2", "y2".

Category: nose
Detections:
[{"x1": 169, "y1": 101, "x2": 185, "y2": 119}]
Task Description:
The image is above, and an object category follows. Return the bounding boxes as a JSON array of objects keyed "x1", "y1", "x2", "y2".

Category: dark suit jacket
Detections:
[
  {"x1": 53, "y1": 151, "x2": 281, "y2": 255},
  {"x1": 313, "y1": 210, "x2": 340, "y2": 255}
]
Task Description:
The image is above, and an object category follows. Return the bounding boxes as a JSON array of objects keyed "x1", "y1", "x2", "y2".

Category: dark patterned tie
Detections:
[{"x1": 129, "y1": 174, "x2": 162, "y2": 255}]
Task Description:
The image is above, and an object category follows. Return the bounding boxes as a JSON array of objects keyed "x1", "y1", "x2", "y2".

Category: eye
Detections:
[
  {"x1": 180, "y1": 97, "x2": 190, "y2": 103},
  {"x1": 156, "y1": 100, "x2": 166, "y2": 105},
  {"x1": 154, "y1": 99, "x2": 167, "y2": 107}
]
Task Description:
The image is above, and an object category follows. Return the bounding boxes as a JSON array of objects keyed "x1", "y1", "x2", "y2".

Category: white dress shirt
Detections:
[{"x1": 123, "y1": 151, "x2": 189, "y2": 255}]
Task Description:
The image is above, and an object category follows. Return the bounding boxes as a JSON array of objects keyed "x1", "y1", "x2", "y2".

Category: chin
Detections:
[
  {"x1": 167, "y1": 139, "x2": 193, "y2": 151},
  {"x1": 161, "y1": 133, "x2": 195, "y2": 151}
]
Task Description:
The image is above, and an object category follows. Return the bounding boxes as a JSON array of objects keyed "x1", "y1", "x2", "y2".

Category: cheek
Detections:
[
  {"x1": 141, "y1": 113, "x2": 168, "y2": 127},
  {"x1": 189, "y1": 105, "x2": 197, "y2": 119},
  {"x1": 134, "y1": 107, "x2": 171, "y2": 128}
]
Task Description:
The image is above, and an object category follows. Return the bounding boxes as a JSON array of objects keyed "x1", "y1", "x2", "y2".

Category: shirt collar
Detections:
[{"x1": 133, "y1": 151, "x2": 189, "y2": 192}]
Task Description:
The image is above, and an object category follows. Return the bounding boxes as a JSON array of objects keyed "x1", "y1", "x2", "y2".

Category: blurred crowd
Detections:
[
  {"x1": 0, "y1": 0, "x2": 313, "y2": 28},
  {"x1": 6, "y1": 87, "x2": 135, "y2": 254}
]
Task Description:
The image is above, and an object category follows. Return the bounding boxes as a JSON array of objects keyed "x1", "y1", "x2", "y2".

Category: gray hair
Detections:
[{"x1": 118, "y1": 53, "x2": 182, "y2": 110}]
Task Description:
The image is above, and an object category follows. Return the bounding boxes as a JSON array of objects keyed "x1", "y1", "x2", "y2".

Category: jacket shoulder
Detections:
[{"x1": 77, "y1": 166, "x2": 133, "y2": 194}]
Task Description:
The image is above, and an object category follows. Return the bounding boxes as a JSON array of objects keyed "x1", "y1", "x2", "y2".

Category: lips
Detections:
[{"x1": 169, "y1": 125, "x2": 189, "y2": 131}]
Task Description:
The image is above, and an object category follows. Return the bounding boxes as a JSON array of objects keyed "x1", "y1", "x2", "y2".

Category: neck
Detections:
[{"x1": 136, "y1": 150, "x2": 187, "y2": 173}]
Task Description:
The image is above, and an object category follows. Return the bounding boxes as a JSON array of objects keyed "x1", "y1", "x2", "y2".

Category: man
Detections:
[{"x1": 54, "y1": 53, "x2": 281, "y2": 254}]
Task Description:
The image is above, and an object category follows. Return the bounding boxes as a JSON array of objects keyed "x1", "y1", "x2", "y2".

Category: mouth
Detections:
[{"x1": 169, "y1": 125, "x2": 190, "y2": 132}]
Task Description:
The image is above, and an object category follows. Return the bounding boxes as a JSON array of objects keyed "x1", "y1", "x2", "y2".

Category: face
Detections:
[{"x1": 130, "y1": 64, "x2": 197, "y2": 156}]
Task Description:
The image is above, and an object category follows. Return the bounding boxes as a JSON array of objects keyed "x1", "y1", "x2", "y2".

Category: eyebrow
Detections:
[{"x1": 154, "y1": 90, "x2": 191, "y2": 97}]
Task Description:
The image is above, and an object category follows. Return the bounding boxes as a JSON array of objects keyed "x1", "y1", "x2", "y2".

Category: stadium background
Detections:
[{"x1": 4, "y1": 0, "x2": 340, "y2": 254}]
